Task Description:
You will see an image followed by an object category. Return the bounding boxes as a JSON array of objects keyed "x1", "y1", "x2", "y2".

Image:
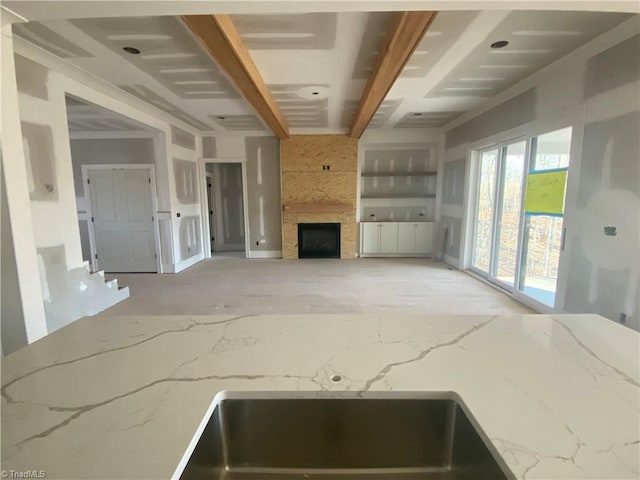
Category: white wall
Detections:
[
  {"x1": 69, "y1": 137, "x2": 157, "y2": 263},
  {"x1": 2, "y1": 28, "x2": 209, "y2": 346},
  {"x1": 1, "y1": 161, "x2": 28, "y2": 355},
  {"x1": 440, "y1": 18, "x2": 640, "y2": 330},
  {"x1": 200, "y1": 133, "x2": 282, "y2": 258},
  {"x1": 0, "y1": 16, "x2": 48, "y2": 346},
  {"x1": 70, "y1": 137, "x2": 156, "y2": 197},
  {"x1": 13, "y1": 37, "x2": 206, "y2": 272}
]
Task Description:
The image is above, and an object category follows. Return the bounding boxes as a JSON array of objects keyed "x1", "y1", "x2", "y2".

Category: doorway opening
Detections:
[
  {"x1": 204, "y1": 161, "x2": 248, "y2": 258},
  {"x1": 66, "y1": 95, "x2": 162, "y2": 273},
  {"x1": 470, "y1": 127, "x2": 572, "y2": 308}
]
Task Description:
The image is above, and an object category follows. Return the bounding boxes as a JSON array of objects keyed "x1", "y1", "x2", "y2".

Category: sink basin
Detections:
[{"x1": 176, "y1": 392, "x2": 514, "y2": 479}]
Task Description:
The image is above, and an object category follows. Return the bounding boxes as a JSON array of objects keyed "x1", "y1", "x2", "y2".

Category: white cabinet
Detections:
[
  {"x1": 397, "y1": 223, "x2": 417, "y2": 253},
  {"x1": 379, "y1": 223, "x2": 399, "y2": 254},
  {"x1": 397, "y1": 223, "x2": 434, "y2": 255},
  {"x1": 361, "y1": 223, "x2": 381, "y2": 254},
  {"x1": 415, "y1": 223, "x2": 434, "y2": 254},
  {"x1": 361, "y1": 222, "x2": 398, "y2": 254},
  {"x1": 360, "y1": 222, "x2": 433, "y2": 257}
]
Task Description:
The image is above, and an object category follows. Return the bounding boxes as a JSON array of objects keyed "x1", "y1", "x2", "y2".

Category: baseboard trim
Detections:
[
  {"x1": 249, "y1": 250, "x2": 282, "y2": 259},
  {"x1": 359, "y1": 254, "x2": 432, "y2": 258},
  {"x1": 443, "y1": 254, "x2": 460, "y2": 268},
  {"x1": 173, "y1": 253, "x2": 204, "y2": 273}
]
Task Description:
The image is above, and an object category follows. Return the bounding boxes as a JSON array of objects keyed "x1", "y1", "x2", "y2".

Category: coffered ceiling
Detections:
[{"x1": 12, "y1": 9, "x2": 633, "y2": 134}]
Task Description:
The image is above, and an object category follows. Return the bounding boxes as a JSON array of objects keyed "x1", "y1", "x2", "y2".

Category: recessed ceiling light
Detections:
[
  {"x1": 122, "y1": 46, "x2": 141, "y2": 54},
  {"x1": 490, "y1": 40, "x2": 509, "y2": 49}
]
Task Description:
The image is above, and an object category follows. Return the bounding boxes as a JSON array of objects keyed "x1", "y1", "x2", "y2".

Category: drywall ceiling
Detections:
[
  {"x1": 5, "y1": 1, "x2": 639, "y2": 22},
  {"x1": 13, "y1": 10, "x2": 633, "y2": 134},
  {"x1": 65, "y1": 96, "x2": 156, "y2": 133}
]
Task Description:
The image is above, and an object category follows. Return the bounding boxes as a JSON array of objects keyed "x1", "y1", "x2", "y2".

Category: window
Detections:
[{"x1": 470, "y1": 127, "x2": 572, "y2": 308}]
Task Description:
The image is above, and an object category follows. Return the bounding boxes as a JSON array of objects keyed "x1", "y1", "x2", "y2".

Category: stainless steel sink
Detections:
[{"x1": 177, "y1": 392, "x2": 514, "y2": 479}]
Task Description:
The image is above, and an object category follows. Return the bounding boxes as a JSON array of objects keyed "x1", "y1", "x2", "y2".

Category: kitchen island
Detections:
[{"x1": 1, "y1": 314, "x2": 638, "y2": 479}]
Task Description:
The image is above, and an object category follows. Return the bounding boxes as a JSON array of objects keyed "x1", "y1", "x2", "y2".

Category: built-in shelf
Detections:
[
  {"x1": 359, "y1": 143, "x2": 439, "y2": 225},
  {"x1": 361, "y1": 172, "x2": 438, "y2": 178},
  {"x1": 361, "y1": 194, "x2": 436, "y2": 200}
]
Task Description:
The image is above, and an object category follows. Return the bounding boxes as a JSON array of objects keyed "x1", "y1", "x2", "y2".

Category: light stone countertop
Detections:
[{"x1": 1, "y1": 314, "x2": 638, "y2": 479}]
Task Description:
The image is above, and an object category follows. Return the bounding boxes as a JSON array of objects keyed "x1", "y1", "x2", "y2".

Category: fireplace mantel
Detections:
[{"x1": 283, "y1": 203, "x2": 353, "y2": 214}]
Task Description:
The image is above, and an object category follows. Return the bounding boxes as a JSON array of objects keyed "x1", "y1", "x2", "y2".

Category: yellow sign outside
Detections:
[{"x1": 524, "y1": 169, "x2": 568, "y2": 216}]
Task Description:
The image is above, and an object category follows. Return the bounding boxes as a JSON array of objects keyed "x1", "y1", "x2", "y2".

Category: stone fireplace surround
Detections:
[{"x1": 280, "y1": 135, "x2": 358, "y2": 259}]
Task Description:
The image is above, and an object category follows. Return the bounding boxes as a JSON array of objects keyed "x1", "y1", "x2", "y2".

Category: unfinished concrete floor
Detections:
[{"x1": 102, "y1": 258, "x2": 533, "y2": 316}]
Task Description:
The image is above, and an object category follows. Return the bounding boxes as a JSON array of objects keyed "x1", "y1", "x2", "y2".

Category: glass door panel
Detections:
[
  {"x1": 493, "y1": 141, "x2": 526, "y2": 287},
  {"x1": 518, "y1": 127, "x2": 572, "y2": 307},
  {"x1": 472, "y1": 149, "x2": 499, "y2": 274}
]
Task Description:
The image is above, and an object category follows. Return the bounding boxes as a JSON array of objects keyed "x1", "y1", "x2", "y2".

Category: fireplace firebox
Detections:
[{"x1": 298, "y1": 223, "x2": 340, "y2": 258}]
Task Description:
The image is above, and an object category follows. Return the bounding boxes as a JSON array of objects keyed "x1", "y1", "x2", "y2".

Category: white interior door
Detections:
[{"x1": 89, "y1": 168, "x2": 156, "y2": 273}]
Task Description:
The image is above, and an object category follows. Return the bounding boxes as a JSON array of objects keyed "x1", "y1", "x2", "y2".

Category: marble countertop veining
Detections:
[{"x1": 1, "y1": 314, "x2": 638, "y2": 479}]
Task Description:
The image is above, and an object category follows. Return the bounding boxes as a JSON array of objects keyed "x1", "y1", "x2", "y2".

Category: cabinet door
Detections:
[
  {"x1": 379, "y1": 223, "x2": 399, "y2": 254},
  {"x1": 397, "y1": 223, "x2": 417, "y2": 254},
  {"x1": 415, "y1": 222, "x2": 435, "y2": 254},
  {"x1": 361, "y1": 223, "x2": 380, "y2": 254}
]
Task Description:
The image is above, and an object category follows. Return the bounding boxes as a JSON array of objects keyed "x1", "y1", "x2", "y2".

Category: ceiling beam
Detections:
[
  {"x1": 349, "y1": 11, "x2": 438, "y2": 138},
  {"x1": 182, "y1": 14, "x2": 289, "y2": 139}
]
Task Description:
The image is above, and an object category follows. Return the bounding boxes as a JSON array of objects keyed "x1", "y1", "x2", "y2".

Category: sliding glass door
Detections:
[
  {"x1": 472, "y1": 148, "x2": 499, "y2": 274},
  {"x1": 471, "y1": 128, "x2": 572, "y2": 307},
  {"x1": 493, "y1": 141, "x2": 526, "y2": 287},
  {"x1": 472, "y1": 140, "x2": 526, "y2": 290},
  {"x1": 518, "y1": 127, "x2": 572, "y2": 306}
]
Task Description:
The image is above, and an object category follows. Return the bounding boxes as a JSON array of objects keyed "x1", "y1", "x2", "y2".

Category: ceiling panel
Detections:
[
  {"x1": 13, "y1": 9, "x2": 635, "y2": 135},
  {"x1": 119, "y1": 84, "x2": 212, "y2": 130},
  {"x1": 65, "y1": 96, "x2": 153, "y2": 132},
  {"x1": 401, "y1": 11, "x2": 477, "y2": 78},
  {"x1": 425, "y1": 11, "x2": 631, "y2": 101},
  {"x1": 394, "y1": 111, "x2": 463, "y2": 128},
  {"x1": 69, "y1": 16, "x2": 241, "y2": 100},
  {"x1": 13, "y1": 22, "x2": 93, "y2": 58},
  {"x1": 351, "y1": 12, "x2": 392, "y2": 80},
  {"x1": 231, "y1": 13, "x2": 337, "y2": 50},
  {"x1": 269, "y1": 84, "x2": 330, "y2": 128},
  {"x1": 209, "y1": 114, "x2": 265, "y2": 131}
]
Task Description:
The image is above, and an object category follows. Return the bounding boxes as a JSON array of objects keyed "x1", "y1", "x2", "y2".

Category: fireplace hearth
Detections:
[{"x1": 298, "y1": 223, "x2": 340, "y2": 259}]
